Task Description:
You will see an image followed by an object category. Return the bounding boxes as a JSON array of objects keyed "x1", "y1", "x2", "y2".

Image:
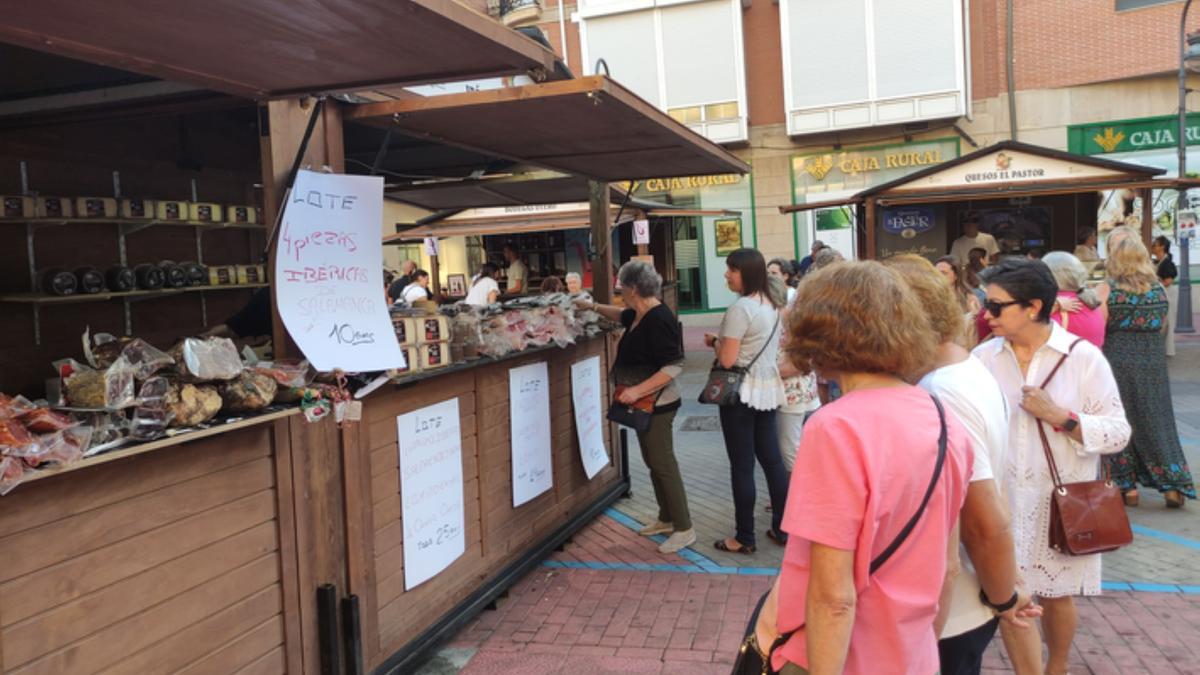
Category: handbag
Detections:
[
  {"x1": 606, "y1": 385, "x2": 658, "y2": 434},
  {"x1": 699, "y1": 314, "x2": 780, "y2": 406},
  {"x1": 731, "y1": 395, "x2": 949, "y2": 675},
  {"x1": 1035, "y1": 339, "x2": 1132, "y2": 556}
]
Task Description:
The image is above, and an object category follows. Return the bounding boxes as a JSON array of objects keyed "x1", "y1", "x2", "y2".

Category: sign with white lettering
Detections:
[
  {"x1": 1068, "y1": 113, "x2": 1200, "y2": 155},
  {"x1": 275, "y1": 170, "x2": 406, "y2": 372},
  {"x1": 570, "y1": 357, "x2": 608, "y2": 480},
  {"x1": 633, "y1": 219, "x2": 650, "y2": 246},
  {"x1": 398, "y1": 398, "x2": 464, "y2": 590},
  {"x1": 509, "y1": 362, "x2": 553, "y2": 506}
]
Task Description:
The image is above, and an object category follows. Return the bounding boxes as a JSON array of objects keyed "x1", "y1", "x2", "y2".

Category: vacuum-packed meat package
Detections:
[
  {"x1": 19, "y1": 408, "x2": 75, "y2": 434},
  {"x1": 0, "y1": 418, "x2": 36, "y2": 455},
  {"x1": 23, "y1": 426, "x2": 91, "y2": 468},
  {"x1": 62, "y1": 366, "x2": 135, "y2": 409},
  {"x1": 119, "y1": 339, "x2": 174, "y2": 379},
  {"x1": 170, "y1": 337, "x2": 243, "y2": 382},
  {"x1": 254, "y1": 361, "x2": 313, "y2": 403},
  {"x1": 164, "y1": 383, "x2": 222, "y2": 427},
  {"x1": 0, "y1": 394, "x2": 36, "y2": 419},
  {"x1": 219, "y1": 371, "x2": 277, "y2": 413},
  {"x1": 0, "y1": 456, "x2": 24, "y2": 495}
]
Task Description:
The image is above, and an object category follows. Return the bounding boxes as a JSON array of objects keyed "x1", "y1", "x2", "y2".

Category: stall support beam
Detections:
[
  {"x1": 1140, "y1": 188, "x2": 1154, "y2": 250},
  {"x1": 260, "y1": 98, "x2": 345, "y2": 358},
  {"x1": 864, "y1": 198, "x2": 878, "y2": 260},
  {"x1": 590, "y1": 180, "x2": 613, "y2": 303}
]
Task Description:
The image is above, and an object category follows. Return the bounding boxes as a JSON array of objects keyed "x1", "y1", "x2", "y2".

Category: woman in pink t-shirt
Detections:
[
  {"x1": 753, "y1": 262, "x2": 974, "y2": 675},
  {"x1": 1042, "y1": 251, "x2": 1106, "y2": 348}
]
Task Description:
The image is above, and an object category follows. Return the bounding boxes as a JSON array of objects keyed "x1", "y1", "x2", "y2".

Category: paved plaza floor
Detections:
[{"x1": 418, "y1": 320, "x2": 1200, "y2": 675}]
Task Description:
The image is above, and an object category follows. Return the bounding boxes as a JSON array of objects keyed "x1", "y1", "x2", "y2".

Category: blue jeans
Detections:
[{"x1": 719, "y1": 402, "x2": 790, "y2": 547}]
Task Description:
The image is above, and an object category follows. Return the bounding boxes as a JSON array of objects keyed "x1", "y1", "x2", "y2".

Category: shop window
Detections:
[
  {"x1": 1116, "y1": 0, "x2": 1178, "y2": 9},
  {"x1": 579, "y1": 0, "x2": 748, "y2": 143},
  {"x1": 394, "y1": 244, "x2": 422, "y2": 266}
]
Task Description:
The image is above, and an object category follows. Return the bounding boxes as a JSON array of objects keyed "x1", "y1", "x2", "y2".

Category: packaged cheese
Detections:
[
  {"x1": 208, "y1": 266, "x2": 237, "y2": 286},
  {"x1": 74, "y1": 197, "x2": 118, "y2": 218},
  {"x1": 386, "y1": 347, "x2": 420, "y2": 378},
  {"x1": 155, "y1": 200, "x2": 188, "y2": 221},
  {"x1": 119, "y1": 198, "x2": 154, "y2": 219},
  {"x1": 36, "y1": 197, "x2": 72, "y2": 219},
  {"x1": 227, "y1": 205, "x2": 258, "y2": 224},
  {"x1": 1, "y1": 196, "x2": 34, "y2": 219},
  {"x1": 392, "y1": 316, "x2": 416, "y2": 347},
  {"x1": 189, "y1": 202, "x2": 223, "y2": 223},
  {"x1": 417, "y1": 316, "x2": 450, "y2": 344},
  {"x1": 236, "y1": 264, "x2": 266, "y2": 285},
  {"x1": 419, "y1": 342, "x2": 452, "y2": 370}
]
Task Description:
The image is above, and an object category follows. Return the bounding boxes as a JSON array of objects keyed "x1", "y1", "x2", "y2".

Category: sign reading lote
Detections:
[
  {"x1": 509, "y1": 362, "x2": 553, "y2": 506},
  {"x1": 570, "y1": 357, "x2": 609, "y2": 480},
  {"x1": 398, "y1": 398, "x2": 465, "y2": 590},
  {"x1": 275, "y1": 169, "x2": 406, "y2": 372}
]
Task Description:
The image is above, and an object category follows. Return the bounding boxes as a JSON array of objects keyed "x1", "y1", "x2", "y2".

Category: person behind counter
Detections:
[
  {"x1": 387, "y1": 259, "x2": 418, "y2": 303},
  {"x1": 503, "y1": 244, "x2": 528, "y2": 294},
  {"x1": 202, "y1": 286, "x2": 272, "y2": 340},
  {"x1": 950, "y1": 213, "x2": 1000, "y2": 267},
  {"x1": 1074, "y1": 228, "x2": 1100, "y2": 264},
  {"x1": 541, "y1": 276, "x2": 564, "y2": 293},
  {"x1": 398, "y1": 269, "x2": 431, "y2": 306},
  {"x1": 464, "y1": 263, "x2": 500, "y2": 306},
  {"x1": 578, "y1": 261, "x2": 695, "y2": 554}
]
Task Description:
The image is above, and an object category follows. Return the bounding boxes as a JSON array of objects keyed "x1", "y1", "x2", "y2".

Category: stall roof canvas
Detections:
[{"x1": 879, "y1": 141, "x2": 1164, "y2": 194}]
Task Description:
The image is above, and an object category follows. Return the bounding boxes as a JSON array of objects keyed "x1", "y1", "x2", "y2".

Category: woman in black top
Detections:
[
  {"x1": 1152, "y1": 235, "x2": 1179, "y2": 357},
  {"x1": 583, "y1": 261, "x2": 694, "y2": 554}
]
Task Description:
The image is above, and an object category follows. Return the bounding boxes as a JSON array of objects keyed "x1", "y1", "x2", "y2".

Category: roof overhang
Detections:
[
  {"x1": 345, "y1": 76, "x2": 751, "y2": 182},
  {"x1": 0, "y1": 0, "x2": 557, "y2": 98}
]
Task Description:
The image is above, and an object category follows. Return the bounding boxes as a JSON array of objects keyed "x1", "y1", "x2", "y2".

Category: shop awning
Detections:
[
  {"x1": 345, "y1": 76, "x2": 751, "y2": 181},
  {"x1": 0, "y1": 0, "x2": 558, "y2": 98}
]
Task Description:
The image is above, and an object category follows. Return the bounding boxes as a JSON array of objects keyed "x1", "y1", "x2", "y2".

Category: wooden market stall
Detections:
[
  {"x1": 0, "y1": 14, "x2": 748, "y2": 675},
  {"x1": 780, "y1": 141, "x2": 1199, "y2": 261}
]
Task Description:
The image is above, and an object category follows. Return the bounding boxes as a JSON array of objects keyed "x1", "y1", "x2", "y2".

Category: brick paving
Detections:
[{"x1": 418, "y1": 319, "x2": 1200, "y2": 675}]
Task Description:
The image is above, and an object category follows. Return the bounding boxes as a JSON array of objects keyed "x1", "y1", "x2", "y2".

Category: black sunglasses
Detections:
[{"x1": 983, "y1": 299, "x2": 1023, "y2": 316}]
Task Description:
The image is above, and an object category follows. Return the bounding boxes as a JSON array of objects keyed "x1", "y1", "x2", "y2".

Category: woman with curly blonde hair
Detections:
[
  {"x1": 1102, "y1": 231, "x2": 1194, "y2": 508},
  {"x1": 751, "y1": 261, "x2": 974, "y2": 675}
]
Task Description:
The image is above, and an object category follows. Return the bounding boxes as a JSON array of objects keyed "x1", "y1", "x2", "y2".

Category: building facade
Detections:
[{"x1": 481, "y1": 0, "x2": 1197, "y2": 311}]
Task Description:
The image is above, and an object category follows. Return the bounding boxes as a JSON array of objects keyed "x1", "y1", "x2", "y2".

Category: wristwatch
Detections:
[
  {"x1": 1060, "y1": 412, "x2": 1080, "y2": 433},
  {"x1": 979, "y1": 589, "x2": 1019, "y2": 613}
]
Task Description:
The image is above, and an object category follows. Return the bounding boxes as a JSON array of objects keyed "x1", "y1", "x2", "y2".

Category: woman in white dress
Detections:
[{"x1": 972, "y1": 258, "x2": 1130, "y2": 675}]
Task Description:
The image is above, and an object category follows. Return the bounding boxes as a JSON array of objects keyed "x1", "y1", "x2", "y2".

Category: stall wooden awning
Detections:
[
  {"x1": 346, "y1": 76, "x2": 751, "y2": 181},
  {"x1": 0, "y1": 0, "x2": 557, "y2": 98}
]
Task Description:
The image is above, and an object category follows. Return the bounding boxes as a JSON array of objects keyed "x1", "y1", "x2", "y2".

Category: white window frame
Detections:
[
  {"x1": 779, "y1": 0, "x2": 967, "y2": 137},
  {"x1": 576, "y1": 0, "x2": 748, "y2": 144}
]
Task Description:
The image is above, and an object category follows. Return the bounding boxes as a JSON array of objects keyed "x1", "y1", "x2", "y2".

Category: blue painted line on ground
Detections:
[{"x1": 1132, "y1": 524, "x2": 1200, "y2": 551}]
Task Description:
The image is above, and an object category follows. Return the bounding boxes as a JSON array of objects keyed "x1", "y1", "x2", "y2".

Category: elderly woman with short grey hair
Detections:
[
  {"x1": 1042, "y1": 251, "x2": 1106, "y2": 348},
  {"x1": 565, "y1": 271, "x2": 592, "y2": 302},
  {"x1": 582, "y1": 261, "x2": 694, "y2": 553}
]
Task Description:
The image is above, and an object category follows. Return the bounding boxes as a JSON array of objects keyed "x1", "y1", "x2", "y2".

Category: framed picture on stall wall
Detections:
[
  {"x1": 447, "y1": 274, "x2": 467, "y2": 298},
  {"x1": 714, "y1": 217, "x2": 742, "y2": 257}
]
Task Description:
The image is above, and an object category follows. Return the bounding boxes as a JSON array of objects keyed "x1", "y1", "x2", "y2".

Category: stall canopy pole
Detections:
[
  {"x1": 264, "y1": 96, "x2": 327, "y2": 258},
  {"x1": 590, "y1": 180, "x2": 613, "y2": 304}
]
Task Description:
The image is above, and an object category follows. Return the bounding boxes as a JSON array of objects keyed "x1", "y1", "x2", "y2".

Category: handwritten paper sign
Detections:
[
  {"x1": 397, "y1": 398, "x2": 465, "y2": 590},
  {"x1": 633, "y1": 219, "x2": 650, "y2": 245},
  {"x1": 275, "y1": 169, "x2": 406, "y2": 372},
  {"x1": 570, "y1": 356, "x2": 609, "y2": 479},
  {"x1": 509, "y1": 362, "x2": 553, "y2": 506}
]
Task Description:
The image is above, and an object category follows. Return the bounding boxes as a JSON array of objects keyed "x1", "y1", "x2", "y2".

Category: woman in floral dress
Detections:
[{"x1": 1102, "y1": 230, "x2": 1195, "y2": 508}]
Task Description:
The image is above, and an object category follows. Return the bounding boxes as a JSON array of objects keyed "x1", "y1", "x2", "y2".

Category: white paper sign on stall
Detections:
[
  {"x1": 570, "y1": 356, "x2": 609, "y2": 479},
  {"x1": 275, "y1": 169, "x2": 406, "y2": 372},
  {"x1": 509, "y1": 362, "x2": 553, "y2": 506},
  {"x1": 397, "y1": 398, "x2": 465, "y2": 590},
  {"x1": 633, "y1": 219, "x2": 650, "y2": 245}
]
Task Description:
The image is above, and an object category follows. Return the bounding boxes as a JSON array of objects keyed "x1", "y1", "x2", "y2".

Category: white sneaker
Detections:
[
  {"x1": 657, "y1": 529, "x2": 696, "y2": 554},
  {"x1": 638, "y1": 520, "x2": 673, "y2": 536}
]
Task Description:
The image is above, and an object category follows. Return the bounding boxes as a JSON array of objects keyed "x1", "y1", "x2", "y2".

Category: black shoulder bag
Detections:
[
  {"x1": 699, "y1": 314, "x2": 780, "y2": 406},
  {"x1": 730, "y1": 394, "x2": 949, "y2": 675}
]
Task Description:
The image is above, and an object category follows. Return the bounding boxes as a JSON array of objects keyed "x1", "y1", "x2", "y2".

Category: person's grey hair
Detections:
[
  {"x1": 812, "y1": 248, "x2": 845, "y2": 270},
  {"x1": 1042, "y1": 251, "x2": 1100, "y2": 309},
  {"x1": 565, "y1": 272, "x2": 581, "y2": 283},
  {"x1": 618, "y1": 260, "x2": 662, "y2": 298}
]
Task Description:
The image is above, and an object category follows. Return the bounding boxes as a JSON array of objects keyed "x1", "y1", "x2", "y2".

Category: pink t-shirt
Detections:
[
  {"x1": 1051, "y1": 291, "x2": 1106, "y2": 348},
  {"x1": 773, "y1": 386, "x2": 972, "y2": 675}
]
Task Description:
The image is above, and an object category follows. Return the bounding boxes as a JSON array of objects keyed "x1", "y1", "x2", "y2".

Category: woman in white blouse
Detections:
[{"x1": 972, "y1": 258, "x2": 1130, "y2": 675}]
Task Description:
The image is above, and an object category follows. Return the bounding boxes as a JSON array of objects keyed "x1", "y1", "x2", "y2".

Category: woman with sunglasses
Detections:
[{"x1": 972, "y1": 258, "x2": 1130, "y2": 675}]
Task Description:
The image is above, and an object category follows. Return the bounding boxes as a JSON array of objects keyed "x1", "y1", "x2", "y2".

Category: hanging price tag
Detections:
[{"x1": 633, "y1": 219, "x2": 650, "y2": 245}]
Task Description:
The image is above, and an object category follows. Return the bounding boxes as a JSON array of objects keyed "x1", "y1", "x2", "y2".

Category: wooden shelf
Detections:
[
  {"x1": 0, "y1": 283, "x2": 267, "y2": 305},
  {"x1": 0, "y1": 217, "x2": 266, "y2": 230}
]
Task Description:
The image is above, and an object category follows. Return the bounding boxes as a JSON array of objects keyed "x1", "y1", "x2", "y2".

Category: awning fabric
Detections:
[
  {"x1": 0, "y1": 0, "x2": 557, "y2": 98},
  {"x1": 346, "y1": 76, "x2": 750, "y2": 182}
]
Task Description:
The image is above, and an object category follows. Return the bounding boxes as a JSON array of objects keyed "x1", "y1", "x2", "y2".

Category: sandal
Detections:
[
  {"x1": 1165, "y1": 490, "x2": 1185, "y2": 509},
  {"x1": 766, "y1": 529, "x2": 788, "y2": 546},
  {"x1": 1123, "y1": 489, "x2": 1139, "y2": 507},
  {"x1": 714, "y1": 538, "x2": 756, "y2": 555}
]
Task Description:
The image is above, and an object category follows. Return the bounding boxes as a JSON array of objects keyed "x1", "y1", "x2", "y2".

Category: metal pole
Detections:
[{"x1": 1179, "y1": 0, "x2": 1196, "y2": 332}]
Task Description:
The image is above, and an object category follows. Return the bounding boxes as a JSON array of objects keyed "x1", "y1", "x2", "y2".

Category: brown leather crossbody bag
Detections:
[{"x1": 1035, "y1": 339, "x2": 1132, "y2": 556}]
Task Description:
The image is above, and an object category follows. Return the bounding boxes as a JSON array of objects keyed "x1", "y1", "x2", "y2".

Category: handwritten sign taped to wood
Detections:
[
  {"x1": 510, "y1": 362, "x2": 553, "y2": 506},
  {"x1": 275, "y1": 169, "x2": 406, "y2": 371},
  {"x1": 570, "y1": 356, "x2": 609, "y2": 479},
  {"x1": 398, "y1": 398, "x2": 465, "y2": 590}
]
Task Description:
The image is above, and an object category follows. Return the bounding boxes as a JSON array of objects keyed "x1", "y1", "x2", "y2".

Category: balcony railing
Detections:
[{"x1": 488, "y1": 0, "x2": 542, "y2": 26}]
